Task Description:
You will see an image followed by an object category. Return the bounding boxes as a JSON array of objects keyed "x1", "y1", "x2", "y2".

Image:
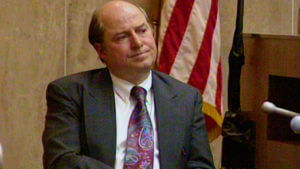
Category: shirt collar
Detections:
[{"x1": 109, "y1": 71, "x2": 152, "y2": 103}]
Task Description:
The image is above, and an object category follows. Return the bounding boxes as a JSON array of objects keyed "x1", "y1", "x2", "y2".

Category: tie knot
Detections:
[{"x1": 131, "y1": 86, "x2": 147, "y2": 103}]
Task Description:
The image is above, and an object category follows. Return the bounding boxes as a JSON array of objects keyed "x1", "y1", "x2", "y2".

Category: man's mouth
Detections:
[{"x1": 129, "y1": 50, "x2": 150, "y2": 58}]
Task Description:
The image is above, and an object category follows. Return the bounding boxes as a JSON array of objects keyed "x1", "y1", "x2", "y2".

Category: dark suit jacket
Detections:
[{"x1": 42, "y1": 68, "x2": 215, "y2": 169}]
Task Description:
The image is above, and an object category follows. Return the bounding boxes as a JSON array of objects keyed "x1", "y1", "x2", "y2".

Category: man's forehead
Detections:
[
  {"x1": 99, "y1": 1, "x2": 144, "y2": 22},
  {"x1": 100, "y1": 4, "x2": 147, "y2": 31},
  {"x1": 105, "y1": 20, "x2": 148, "y2": 38},
  {"x1": 107, "y1": 13, "x2": 146, "y2": 28}
]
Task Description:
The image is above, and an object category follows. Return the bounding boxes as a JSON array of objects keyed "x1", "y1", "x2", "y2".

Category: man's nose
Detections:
[{"x1": 130, "y1": 32, "x2": 143, "y2": 49}]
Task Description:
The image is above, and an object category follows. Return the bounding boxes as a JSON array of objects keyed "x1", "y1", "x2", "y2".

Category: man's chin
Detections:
[{"x1": 130, "y1": 64, "x2": 153, "y2": 73}]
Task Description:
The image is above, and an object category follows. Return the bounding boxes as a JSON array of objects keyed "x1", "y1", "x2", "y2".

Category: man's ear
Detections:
[{"x1": 94, "y1": 43, "x2": 106, "y2": 62}]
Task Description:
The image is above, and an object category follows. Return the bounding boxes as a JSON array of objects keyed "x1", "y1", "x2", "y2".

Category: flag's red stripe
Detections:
[
  {"x1": 188, "y1": 0, "x2": 218, "y2": 93},
  {"x1": 215, "y1": 60, "x2": 222, "y2": 114},
  {"x1": 205, "y1": 115, "x2": 217, "y2": 131},
  {"x1": 158, "y1": 0, "x2": 195, "y2": 74}
]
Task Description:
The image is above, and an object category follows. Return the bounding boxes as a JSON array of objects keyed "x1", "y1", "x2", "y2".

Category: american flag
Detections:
[{"x1": 157, "y1": 0, "x2": 223, "y2": 167}]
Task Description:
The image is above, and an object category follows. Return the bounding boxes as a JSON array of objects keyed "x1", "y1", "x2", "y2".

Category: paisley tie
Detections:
[{"x1": 123, "y1": 86, "x2": 154, "y2": 169}]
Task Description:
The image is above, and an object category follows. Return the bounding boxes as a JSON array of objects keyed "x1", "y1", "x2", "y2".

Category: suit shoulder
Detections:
[
  {"x1": 46, "y1": 68, "x2": 109, "y2": 102},
  {"x1": 152, "y1": 70, "x2": 199, "y2": 94},
  {"x1": 49, "y1": 68, "x2": 105, "y2": 87}
]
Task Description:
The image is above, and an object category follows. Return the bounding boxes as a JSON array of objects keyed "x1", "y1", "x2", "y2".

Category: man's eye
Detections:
[
  {"x1": 137, "y1": 28, "x2": 147, "y2": 34},
  {"x1": 115, "y1": 35, "x2": 127, "y2": 41}
]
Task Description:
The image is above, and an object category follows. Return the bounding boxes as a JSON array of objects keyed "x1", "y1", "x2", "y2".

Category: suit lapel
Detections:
[
  {"x1": 83, "y1": 69, "x2": 186, "y2": 167},
  {"x1": 152, "y1": 72, "x2": 186, "y2": 168},
  {"x1": 84, "y1": 68, "x2": 116, "y2": 167}
]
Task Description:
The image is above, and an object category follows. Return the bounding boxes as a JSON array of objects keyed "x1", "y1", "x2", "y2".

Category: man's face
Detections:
[{"x1": 98, "y1": 4, "x2": 157, "y2": 78}]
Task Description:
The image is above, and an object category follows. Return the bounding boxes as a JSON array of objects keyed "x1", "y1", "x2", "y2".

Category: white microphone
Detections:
[
  {"x1": 261, "y1": 101, "x2": 299, "y2": 117},
  {"x1": 291, "y1": 116, "x2": 300, "y2": 134},
  {"x1": 261, "y1": 101, "x2": 300, "y2": 134}
]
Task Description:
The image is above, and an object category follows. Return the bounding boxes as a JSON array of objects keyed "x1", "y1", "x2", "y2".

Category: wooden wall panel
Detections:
[{"x1": 242, "y1": 34, "x2": 300, "y2": 169}]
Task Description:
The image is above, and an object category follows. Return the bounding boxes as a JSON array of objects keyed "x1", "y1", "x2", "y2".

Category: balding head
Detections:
[
  {"x1": 88, "y1": 1, "x2": 149, "y2": 47},
  {"x1": 87, "y1": 0, "x2": 157, "y2": 84}
]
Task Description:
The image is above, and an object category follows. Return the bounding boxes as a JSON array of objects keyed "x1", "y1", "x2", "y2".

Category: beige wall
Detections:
[
  {"x1": 0, "y1": 0, "x2": 298, "y2": 168},
  {"x1": 0, "y1": 1, "x2": 65, "y2": 168}
]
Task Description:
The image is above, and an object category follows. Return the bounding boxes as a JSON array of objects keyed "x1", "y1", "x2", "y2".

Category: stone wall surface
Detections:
[{"x1": 0, "y1": 0, "x2": 65, "y2": 169}]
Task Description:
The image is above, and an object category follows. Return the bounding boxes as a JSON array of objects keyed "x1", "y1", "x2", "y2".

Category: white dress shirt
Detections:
[{"x1": 110, "y1": 71, "x2": 160, "y2": 169}]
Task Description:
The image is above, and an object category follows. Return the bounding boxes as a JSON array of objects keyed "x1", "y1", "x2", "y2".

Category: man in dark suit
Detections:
[{"x1": 42, "y1": 1, "x2": 215, "y2": 169}]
